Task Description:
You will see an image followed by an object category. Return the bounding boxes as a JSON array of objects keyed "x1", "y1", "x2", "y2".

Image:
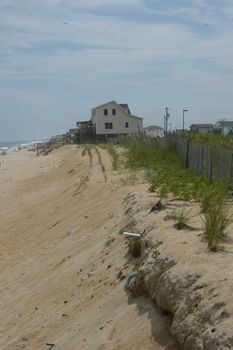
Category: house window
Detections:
[
  {"x1": 112, "y1": 109, "x2": 116, "y2": 116},
  {"x1": 105, "y1": 122, "x2": 113, "y2": 129},
  {"x1": 125, "y1": 122, "x2": 129, "y2": 128},
  {"x1": 104, "y1": 109, "x2": 108, "y2": 116}
]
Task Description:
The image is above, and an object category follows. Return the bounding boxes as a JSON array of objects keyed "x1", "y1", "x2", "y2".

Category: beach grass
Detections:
[
  {"x1": 99, "y1": 143, "x2": 119, "y2": 170},
  {"x1": 124, "y1": 137, "x2": 232, "y2": 250}
]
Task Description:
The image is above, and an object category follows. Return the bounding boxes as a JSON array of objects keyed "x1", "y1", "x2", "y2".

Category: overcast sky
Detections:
[{"x1": 1, "y1": 0, "x2": 233, "y2": 141}]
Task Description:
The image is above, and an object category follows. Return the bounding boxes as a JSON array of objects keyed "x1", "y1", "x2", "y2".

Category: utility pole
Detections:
[
  {"x1": 183, "y1": 109, "x2": 188, "y2": 132},
  {"x1": 165, "y1": 107, "x2": 170, "y2": 133}
]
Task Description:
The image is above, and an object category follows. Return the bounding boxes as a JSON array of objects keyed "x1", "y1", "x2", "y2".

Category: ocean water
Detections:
[{"x1": 0, "y1": 140, "x2": 45, "y2": 152}]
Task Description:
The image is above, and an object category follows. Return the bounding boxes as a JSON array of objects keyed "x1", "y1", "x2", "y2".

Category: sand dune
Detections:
[{"x1": 0, "y1": 146, "x2": 177, "y2": 350}]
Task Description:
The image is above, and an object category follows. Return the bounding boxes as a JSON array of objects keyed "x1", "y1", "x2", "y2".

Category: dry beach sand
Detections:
[
  {"x1": 2, "y1": 144, "x2": 233, "y2": 349},
  {"x1": 0, "y1": 146, "x2": 177, "y2": 350}
]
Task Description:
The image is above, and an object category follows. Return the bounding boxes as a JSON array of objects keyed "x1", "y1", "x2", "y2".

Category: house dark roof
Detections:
[
  {"x1": 92, "y1": 101, "x2": 132, "y2": 115},
  {"x1": 190, "y1": 124, "x2": 213, "y2": 128},
  {"x1": 92, "y1": 100, "x2": 142, "y2": 120},
  {"x1": 119, "y1": 104, "x2": 131, "y2": 115}
]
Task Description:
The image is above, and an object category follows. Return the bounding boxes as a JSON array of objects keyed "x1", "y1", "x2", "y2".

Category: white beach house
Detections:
[
  {"x1": 91, "y1": 101, "x2": 143, "y2": 136},
  {"x1": 144, "y1": 125, "x2": 164, "y2": 137}
]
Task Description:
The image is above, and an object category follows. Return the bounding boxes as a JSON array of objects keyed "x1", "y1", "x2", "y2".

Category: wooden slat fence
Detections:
[{"x1": 166, "y1": 133, "x2": 233, "y2": 181}]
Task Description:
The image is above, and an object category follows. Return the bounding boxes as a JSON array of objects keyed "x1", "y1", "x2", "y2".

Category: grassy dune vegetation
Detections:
[
  {"x1": 183, "y1": 132, "x2": 233, "y2": 151},
  {"x1": 99, "y1": 143, "x2": 119, "y2": 170},
  {"x1": 124, "y1": 137, "x2": 232, "y2": 250}
]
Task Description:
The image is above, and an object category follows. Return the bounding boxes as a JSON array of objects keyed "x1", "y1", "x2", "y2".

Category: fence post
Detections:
[
  {"x1": 201, "y1": 145, "x2": 204, "y2": 176},
  {"x1": 230, "y1": 153, "x2": 233, "y2": 184},
  {"x1": 185, "y1": 139, "x2": 190, "y2": 168},
  {"x1": 208, "y1": 147, "x2": 212, "y2": 181}
]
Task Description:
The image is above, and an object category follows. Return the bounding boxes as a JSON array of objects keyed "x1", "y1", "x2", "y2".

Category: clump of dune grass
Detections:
[
  {"x1": 144, "y1": 168, "x2": 156, "y2": 182},
  {"x1": 197, "y1": 180, "x2": 229, "y2": 213},
  {"x1": 95, "y1": 146, "x2": 107, "y2": 181},
  {"x1": 174, "y1": 208, "x2": 192, "y2": 230},
  {"x1": 202, "y1": 194, "x2": 232, "y2": 251},
  {"x1": 99, "y1": 143, "x2": 119, "y2": 170},
  {"x1": 199, "y1": 183, "x2": 232, "y2": 251},
  {"x1": 165, "y1": 208, "x2": 192, "y2": 229},
  {"x1": 120, "y1": 173, "x2": 137, "y2": 186},
  {"x1": 87, "y1": 147, "x2": 92, "y2": 166},
  {"x1": 81, "y1": 145, "x2": 93, "y2": 165},
  {"x1": 164, "y1": 209, "x2": 177, "y2": 221}
]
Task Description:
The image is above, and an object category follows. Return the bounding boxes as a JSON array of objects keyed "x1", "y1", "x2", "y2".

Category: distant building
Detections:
[
  {"x1": 91, "y1": 100, "x2": 143, "y2": 135},
  {"x1": 190, "y1": 124, "x2": 214, "y2": 134},
  {"x1": 215, "y1": 120, "x2": 233, "y2": 135},
  {"x1": 74, "y1": 101, "x2": 143, "y2": 143},
  {"x1": 144, "y1": 125, "x2": 164, "y2": 137},
  {"x1": 67, "y1": 128, "x2": 78, "y2": 143}
]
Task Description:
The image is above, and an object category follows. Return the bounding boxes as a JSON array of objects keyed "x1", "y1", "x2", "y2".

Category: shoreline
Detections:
[{"x1": 0, "y1": 140, "x2": 48, "y2": 152}]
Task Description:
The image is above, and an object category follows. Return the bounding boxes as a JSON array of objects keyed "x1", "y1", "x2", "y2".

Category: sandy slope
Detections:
[{"x1": 0, "y1": 146, "x2": 177, "y2": 350}]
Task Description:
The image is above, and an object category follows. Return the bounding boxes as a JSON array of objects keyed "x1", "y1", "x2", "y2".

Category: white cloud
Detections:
[
  {"x1": 71, "y1": 0, "x2": 143, "y2": 7},
  {"x1": 0, "y1": 87, "x2": 51, "y2": 105},
  {"x1": 1, "y1": 8, "x2": 233, "y2": 90},
  {"x1": 193, "y1": 0, "x2": 205, "y2": 7},
  {"x1": 1, "y1": 0, "x2": 233, "y2": 139}
]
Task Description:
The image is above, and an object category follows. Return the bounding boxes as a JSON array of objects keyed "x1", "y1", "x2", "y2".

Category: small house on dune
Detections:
[
  {"x1": 144, "y1": 125, "x2": 164, "y2": 137},
  {"x1": 67, "y1": 128, "x2": 78, "y2": 143},
  {"x1": 190, "y1": 124, "x2": 214, "y2": 134},
  {"x1": 215, "y1": 120, "x2": 233, "y2": 135},
  {"x1": 75, "y1": 101, "x2": 143, "y2": 143}
]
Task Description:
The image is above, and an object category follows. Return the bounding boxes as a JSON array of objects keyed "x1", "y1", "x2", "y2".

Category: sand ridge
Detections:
[{"x1": 0, "y1": 145, "x2": 177, "y2": 350}]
